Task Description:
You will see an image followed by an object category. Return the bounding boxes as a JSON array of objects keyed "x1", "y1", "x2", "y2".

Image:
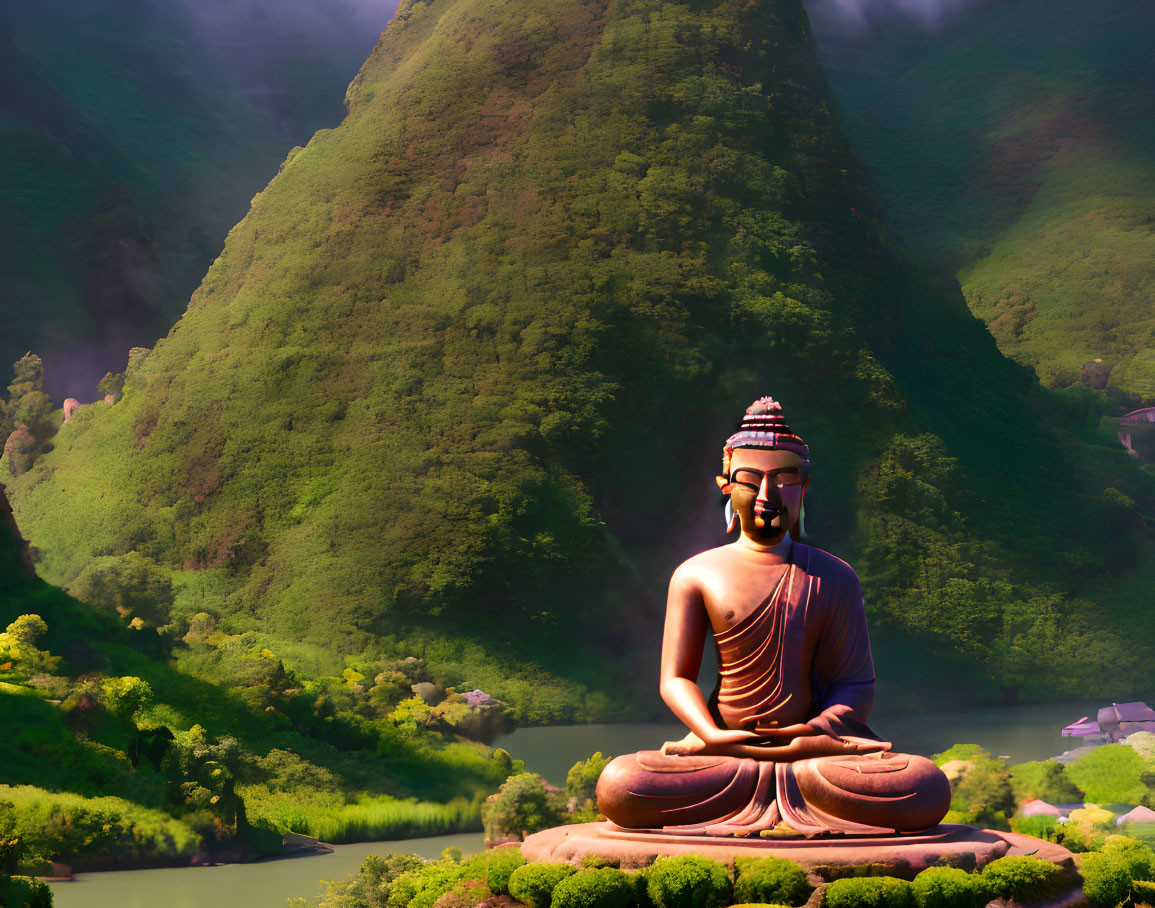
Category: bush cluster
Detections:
[
  {"x1": 1081, "y1": 836, "x2": 1155, "y2": 907},
  {"x1": 824, "y1": 875, "x2": 914, "y2": 908},
  {"x1": 643, "y1": 856, "x2": 733, "y2": 908},
  {"x1": 733, "y1": 856, "x2": 812, "y2": 906},
  {"x1": 507, "y1": 862, "x2": 575, "y2": 908},
  {"x1": 981, "y1": 855, "x2": 1064, "y2": 904},
  {"x1": 310, "y1": 843, "x2": 1155, "y2": 908},
  {"x1": 0, "y1": 604, "x2": 522, "y2": 868},
  {"x1": 910, "y1": 866, "x2": 986, "y2": 908},
  {"x1": 552, "y1": 867, "x2": 636, "y2": 908}
]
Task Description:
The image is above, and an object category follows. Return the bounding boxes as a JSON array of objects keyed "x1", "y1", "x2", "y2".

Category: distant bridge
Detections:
[
  {"x1": 1120, "y1": 408, "x2": 1155, "y2": 426},
  {"x1": 1119, "y1": 408, "x2": 1155, "y2": 459}
]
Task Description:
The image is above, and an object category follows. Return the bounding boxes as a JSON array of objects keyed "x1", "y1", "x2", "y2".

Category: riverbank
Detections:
[
  {"x1": 45, "y1": 700, "x2": 1106, "y2": 906},
  {"x1": 47, "y1": 832, "x2": 486, "y2": 908},
  {"x1": 38, "y1": 834, "x2": 337, "y2": 882}
]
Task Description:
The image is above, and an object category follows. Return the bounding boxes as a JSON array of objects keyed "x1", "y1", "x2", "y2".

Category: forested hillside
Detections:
[
  {"x1": 1, "y1": 481, "x2": 517, "y2": 867},
  {"x1": 4, "y1": 0, "x2": 1153, "y2": 719},
  {"x1": 810, "y1": 0, "x2": 1155, "y2": 402}
]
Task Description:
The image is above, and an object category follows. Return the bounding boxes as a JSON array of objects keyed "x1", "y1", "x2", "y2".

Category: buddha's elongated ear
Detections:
[
  {"x1": 792, "y1": 501, "x2": 808, "y2": 540},
  {"x1": 791, "y1": 482, "x2": 809, "y2": 541},
  {"x1": 724, "y1": 499, "x2": 739, "y2": 534}
]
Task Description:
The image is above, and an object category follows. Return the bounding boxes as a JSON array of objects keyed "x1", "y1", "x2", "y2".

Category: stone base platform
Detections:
[{"x1": 521, "y1": 822, "x2": 1075, "y2": 876}]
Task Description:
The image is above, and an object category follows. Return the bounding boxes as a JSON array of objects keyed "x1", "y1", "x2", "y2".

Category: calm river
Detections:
[{"x1": 49, "y1": 700, "x2": 1097, "y2": 907}]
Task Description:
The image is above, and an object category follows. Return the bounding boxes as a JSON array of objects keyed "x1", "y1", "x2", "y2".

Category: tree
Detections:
[
  {"x1": 69, "y1": 552, "x2": 174, "y2": 626},
  {"x1": 97, "y1": 371, "x2": 125, "y2": 403},
  {"x1": 566, "y1": 752, "x2": 610, "y2": 812},
  {"x1": 0, "y1": 614, "x2": 59, "y2": 675},
  {"x1": 100, "y1": 676, "x2": 153, "y2": 720},
  {"x1": 481, "y1": 773, "x2": 565, "y2": 845},
  {"x1": 2, "y1": 354, "x2": 53, "y2": 466}
]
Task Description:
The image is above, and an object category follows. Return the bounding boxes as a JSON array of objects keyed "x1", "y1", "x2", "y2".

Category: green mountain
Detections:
[
  {"x1": 0, "y1": 0, "x2": 380, "y2": 400},
  {"x1": 810, "y1": 0, "x2": 1155, "y2": 402},
  {"x1": 5, "y1": 0, "x2": 1154, "y2": 715}
]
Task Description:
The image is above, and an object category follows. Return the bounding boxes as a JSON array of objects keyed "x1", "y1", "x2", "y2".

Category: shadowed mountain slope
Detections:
[
  {"x1": 5, "y1": 0, "x2": 1154, "y2": 712},
  {"x1": 810, "y1": 0, "x2": 1155, "y2": 402},
  {"x1": 0, "y1": 0, "x2": 384, "y2": 400}
]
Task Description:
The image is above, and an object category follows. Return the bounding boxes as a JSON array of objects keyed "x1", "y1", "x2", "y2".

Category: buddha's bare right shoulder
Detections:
[{"x1": 670, "y1": 545, "x2": 731, "y2": 587}]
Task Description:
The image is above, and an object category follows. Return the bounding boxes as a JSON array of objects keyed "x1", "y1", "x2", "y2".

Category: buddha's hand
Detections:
[
  {"x1": 748, "y1": 722, "x2": 821, "y2": 740},
  {"x1": 660, "y1": 727, "x2": 758, "y2": 756},
  {"x1": 757, "y1": 733, "x2": 891, "y2": 763}
]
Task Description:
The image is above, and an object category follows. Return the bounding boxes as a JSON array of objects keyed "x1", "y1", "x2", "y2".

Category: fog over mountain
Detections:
[
  {"x1": 807, "y1": 0, "x2": 991, "y2": 30},
  {"x1": 0, "y1": 0, "x2": 397, "y2": 400}
]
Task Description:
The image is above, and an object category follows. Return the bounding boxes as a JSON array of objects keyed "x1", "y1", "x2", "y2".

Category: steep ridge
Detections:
[
  {"x1": 6, "y1": 0, "x2": 1153, "y2": 711},
  {"x1": 810, "y1": 0, "x2": 1155, "y2": 401}
]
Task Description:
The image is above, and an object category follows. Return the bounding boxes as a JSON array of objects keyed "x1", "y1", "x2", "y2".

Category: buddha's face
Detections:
[{"x1": 725, "y1": 448, "x2": 806, "y2": 546}]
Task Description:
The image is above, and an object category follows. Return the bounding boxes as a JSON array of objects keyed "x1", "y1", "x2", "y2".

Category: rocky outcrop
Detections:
[{"x1": 3, "y1": 423, "x2": 35, "y2": 477}]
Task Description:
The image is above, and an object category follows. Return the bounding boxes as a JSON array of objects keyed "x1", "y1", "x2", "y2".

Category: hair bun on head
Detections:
[{"x1": 722, "y1": 396, "x2": 809, "y2": 476}]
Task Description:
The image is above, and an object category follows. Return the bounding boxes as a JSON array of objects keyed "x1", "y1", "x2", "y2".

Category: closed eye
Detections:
[{"x1": 731, "y1": 467, "x2": 801, "y2": 489}]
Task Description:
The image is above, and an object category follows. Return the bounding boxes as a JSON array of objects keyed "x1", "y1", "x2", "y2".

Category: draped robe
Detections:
[{"x1": 596, "y1": 543, "x2": 951, "y2": 836}]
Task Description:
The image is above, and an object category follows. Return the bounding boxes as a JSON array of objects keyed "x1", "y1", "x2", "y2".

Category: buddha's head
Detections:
[{"x1": 717, "y1": 397, "x2": 809, "y2": 546}]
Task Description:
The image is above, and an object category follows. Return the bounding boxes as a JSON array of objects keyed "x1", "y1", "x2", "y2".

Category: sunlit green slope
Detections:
[
  {"x1": 6, "y1": 0, "x2": 1154, "y2": 709},
  {"x1": 812, "y1": 0, "x2": 1155, "y2": 401},
  {"x1": 0, "y1": 485, "x2": 511, "y2": 863}
]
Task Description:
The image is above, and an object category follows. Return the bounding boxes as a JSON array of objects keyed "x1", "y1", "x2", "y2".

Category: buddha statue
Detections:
[{"x1": 595, "y1": 397, "x2": 952, "y2": 837}]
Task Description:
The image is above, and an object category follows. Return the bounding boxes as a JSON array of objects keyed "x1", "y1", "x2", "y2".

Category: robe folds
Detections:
[{"x1": 596, "y1": 544, "x2": 951, "y2": 836}]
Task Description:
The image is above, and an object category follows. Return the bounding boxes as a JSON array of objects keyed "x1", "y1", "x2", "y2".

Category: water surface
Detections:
[
  {"x1": 49, "y1": 832, "x2": 484, "y2": 908},
  {"x1": 51, "y1": 699, "x2": 1097, "y2": 906}
]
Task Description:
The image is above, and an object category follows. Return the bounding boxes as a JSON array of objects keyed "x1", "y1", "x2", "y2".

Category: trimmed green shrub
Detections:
[
  {"x1": 507, "y1": 862, "x2": 577, "y2": 908},
  {"x1": 910, "y1": 866, "x2": 986, "y2": 908},
  {"x1": 643, "y1": 855, "x2": 733, "y2": 908},
  {"x1": 1081, "y1": 836, "x2": 1155, "y2": 908},
  {"x1": 551, "y1": 867, "x2": 636, "y2": 908},
  {"x1": 733, "y1": 856, "x2": 812, "y2": 906},
  {"x1": 823, "y1": 876, "x2": 914, "y2": 908},
  {"x1": 484, "y1": 846, "x2": 527, "y2": 897},
  {"x1": 980, "y1": 856, "x2": 1063, "y2": 903},
  {"x1": 1082, "y1": 850, "x2": 1134, "y2": 908},
  {"x1": 1102, "y1": 835, "x2": 1155, "y2": 878}
]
